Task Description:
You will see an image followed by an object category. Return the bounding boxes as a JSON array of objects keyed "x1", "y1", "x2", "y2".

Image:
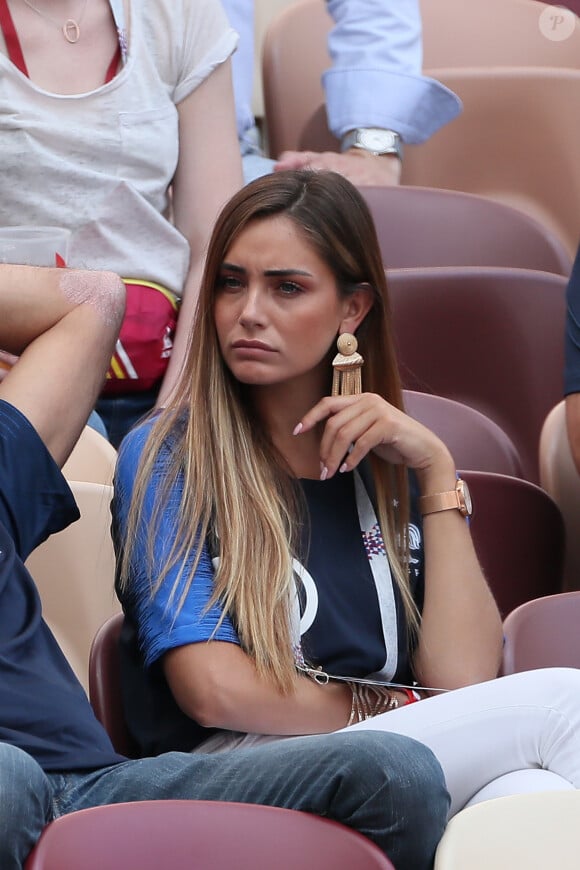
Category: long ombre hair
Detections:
[{"x1": 118, "y1": 170, "x2": 417, "y2": 692}]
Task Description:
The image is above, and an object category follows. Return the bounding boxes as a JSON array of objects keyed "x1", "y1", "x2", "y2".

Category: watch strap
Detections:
[{"x1": 418, "y1": 489, "x2": 462, "y2": 516}]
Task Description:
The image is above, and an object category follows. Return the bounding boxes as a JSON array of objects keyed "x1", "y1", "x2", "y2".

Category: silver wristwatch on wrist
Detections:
[{"x1": 340, "y1": 128, "x2": 404, "y2": 160}]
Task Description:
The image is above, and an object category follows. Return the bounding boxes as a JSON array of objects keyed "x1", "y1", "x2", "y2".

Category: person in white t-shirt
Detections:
[{"x1": 0, "y1": 0, "x2": 243, "y2": 445}]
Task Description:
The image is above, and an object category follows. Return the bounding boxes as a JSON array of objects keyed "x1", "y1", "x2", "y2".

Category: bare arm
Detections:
[
  {"x1": 410, "y1": 451, "x2": 503, "y2": 689},
  {"x1": 0, "y1": 265, "x2": 124, "y2": 466},
  {"x1": 164, "y1": 641, "x2": 352, "y2": 735},
  {"x1": 157, "y1": 59, "x2": 243, "y2": 405}
]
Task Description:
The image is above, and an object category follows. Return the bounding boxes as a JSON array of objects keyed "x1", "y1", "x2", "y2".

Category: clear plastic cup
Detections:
[{"x1": 0, "y1": 226, "x2": 71, "y2": 267}]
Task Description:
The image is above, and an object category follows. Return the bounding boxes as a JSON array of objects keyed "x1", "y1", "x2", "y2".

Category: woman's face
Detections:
[{"x1": 214, "y1": 215, "x2": 365, "y2": 390}]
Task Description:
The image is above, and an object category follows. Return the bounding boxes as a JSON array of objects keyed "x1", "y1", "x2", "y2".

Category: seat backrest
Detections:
[
  {"x1": 388, "y1": 266, "x2": 567, "y2": 483},
  {"x1": 539, "y1": 400, "x2": 580, "y2": 591},
  {"x1": 434, "y1": 791, "x2": 580, "y2": 870},
  {"x1": 401, "y1": 67, "x2": 580, "y2": 257},
  {"x1": 262, "y1": 0, "x2": 334, "y2": 157},
  {"x1": 25, "y1": 481, "x2": 121, "y2": 691},
  {"x1": 253, "y1": 0, "x2": 299, "y2": 119},
  {"x1": 262, "y1": 0, "x2": 580, "y2": 159},
  {"x1": 421, "y1": 0, "x2": 580, "y2": 69},
  {"x1": 88, "y1": 612, "x2": 136, "y2": 758},
  {"x1": 501, "y1": 591, "x2": 580, "y2": 675},
  {"x1": 360, "y1": 186, "x2": 572, "y2": 276},
  {"x1": 62, "y1": 424, "x2": 117, "y2": 485},
  {"x1": 25, "y1": 799, "x2": 395, "y2": 870},
  {"x1": 461, "y1": 470, "x2": 565, "y2": 617},
  {"x1": 403, "y1": 391, "x2": 523, "y2": 478}
]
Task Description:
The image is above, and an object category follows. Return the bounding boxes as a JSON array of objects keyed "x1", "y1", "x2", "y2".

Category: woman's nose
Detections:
[{"x1": 238, "y1": 286, "x2": 265, "y2": 327}]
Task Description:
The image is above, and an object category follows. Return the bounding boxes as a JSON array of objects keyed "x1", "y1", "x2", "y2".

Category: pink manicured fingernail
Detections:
[
  {"x1": 320, "y1": 466, "x2": 328, "y2": 481},
  {"x1": 339, "y1": 463, "x2": 348, "y2": 473},
  {"x1": 293, "y1": 422, "x2": 303, "y2": 435}
]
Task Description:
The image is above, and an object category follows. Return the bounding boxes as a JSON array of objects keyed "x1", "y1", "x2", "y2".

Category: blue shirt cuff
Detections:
[{"x1": 323, "y1": 69, "x2": 462, "y2": 143}]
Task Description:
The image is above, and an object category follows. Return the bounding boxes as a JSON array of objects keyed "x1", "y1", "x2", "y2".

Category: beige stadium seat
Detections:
[
  {"x1": 62, "y1": 424, "x2": 117, "y2": 486},
  {"x1": 262, "y1": 0, "x2": 334, "y2": 157},
  {"x1": 253, "y1": 0, "x2": 298, "y2": 119},
  {"x1": 420, "y1": 0, "x2": 580, "y2": 69},
  {"x1": 435, "y1": 791, "x2": 580, "y2": 869},
  {"x1": 539, "y1": 400, "x2": 580, "y2": 591},
  {"x1": 25, "y1": 481, "x2": 120, "y2": 691},
  {"x1": 401, "y1": 67, "x2": 580, "y2": 257}
]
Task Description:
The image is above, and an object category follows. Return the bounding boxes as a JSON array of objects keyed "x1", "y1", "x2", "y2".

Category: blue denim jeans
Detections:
[
  {"x1": 0, "y1": 733, "x2": 448, "y2": 870},
  {"x1": 95, "y1": 386, "x2": 159, "y2": 449}
]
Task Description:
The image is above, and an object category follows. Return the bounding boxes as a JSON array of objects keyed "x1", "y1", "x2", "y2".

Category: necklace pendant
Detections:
[{"x1": 63, "y1": 19, "x2": 80, "y2": 44}]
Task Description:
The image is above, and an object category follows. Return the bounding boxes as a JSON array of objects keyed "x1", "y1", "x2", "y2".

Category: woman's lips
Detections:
[{"x1": 231, "y1": 339, "x2": 276, "y2": 352}]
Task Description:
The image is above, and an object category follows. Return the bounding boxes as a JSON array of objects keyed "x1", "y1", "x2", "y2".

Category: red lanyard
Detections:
[{"x1": 0, "y1": 0, "x2": 121, "y2": 83}]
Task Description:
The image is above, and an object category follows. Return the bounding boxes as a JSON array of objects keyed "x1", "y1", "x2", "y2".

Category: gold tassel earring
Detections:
[{"x1": 332, "y1": 333, "x2": 364, "y2": 396}]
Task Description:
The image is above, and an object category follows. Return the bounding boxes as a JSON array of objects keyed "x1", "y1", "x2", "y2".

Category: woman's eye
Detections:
[
  {"x1": 217, "y1": 275, "x2": 243, "y2": 292},
  {"x1": 278, "y1": 281, "x2": 303, "y2": 296}
]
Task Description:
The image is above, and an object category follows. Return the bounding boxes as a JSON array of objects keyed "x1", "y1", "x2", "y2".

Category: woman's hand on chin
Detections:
[{"x1": 294, "y1": 393, "x2": 456, "y2": 483}]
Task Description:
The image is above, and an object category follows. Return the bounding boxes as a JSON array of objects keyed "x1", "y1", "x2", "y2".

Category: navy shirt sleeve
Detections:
[
  {"x1": 0, "y1": 401, "x2": 124, "y2": 771},
  {"x1": 564, "y1": 244, "x2": 580, "y2": 396},
  {"x1": 0, "y1": 400, "x2": 79, "y2": 559}
]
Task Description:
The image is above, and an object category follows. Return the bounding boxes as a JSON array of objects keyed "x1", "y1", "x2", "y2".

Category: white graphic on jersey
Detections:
[
  {"x1": 292, "y1": 557, "x2": 319, "y2": 635},
  {"x1": 276, "y1": 474, "x2": 423, "y2": 678},
  {"x1": 408, "y1": 523, "x2": 421, "y2": 564}
]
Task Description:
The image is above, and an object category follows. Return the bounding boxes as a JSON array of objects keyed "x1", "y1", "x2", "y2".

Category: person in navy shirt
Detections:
[
  {"x1": 0, "y1": 262, "x2": 448, "y2": 869},
  {"x1": 114, "y1": 170, "x2": 580, "y2": 827}
]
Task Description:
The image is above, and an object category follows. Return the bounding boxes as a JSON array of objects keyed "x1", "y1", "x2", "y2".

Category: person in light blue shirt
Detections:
[{"x1": 224, "y1": 0, "x2": 461, "y2": 184}]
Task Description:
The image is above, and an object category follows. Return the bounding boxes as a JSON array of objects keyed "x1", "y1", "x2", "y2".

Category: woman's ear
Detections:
[{"x1": 340, "y1": 283, "x2": 374, "y2": 334}]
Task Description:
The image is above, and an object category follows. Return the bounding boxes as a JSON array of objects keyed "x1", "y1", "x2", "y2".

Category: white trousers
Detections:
[{"x1": 340, "y1": 668, "x2": 580, "y2": 816}]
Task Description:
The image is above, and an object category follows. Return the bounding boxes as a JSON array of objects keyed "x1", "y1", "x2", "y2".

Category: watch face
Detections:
[
  {"x1": 457, "y1": 479, "x2": 473, "y2": 518},
  {"x1": 358, "y1": 129, "x2": 397, "y2": 152}
]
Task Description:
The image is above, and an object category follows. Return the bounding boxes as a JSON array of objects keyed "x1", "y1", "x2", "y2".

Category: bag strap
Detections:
[{"x1": 0, "y1": 0, "x2": 28, "y2": 76}]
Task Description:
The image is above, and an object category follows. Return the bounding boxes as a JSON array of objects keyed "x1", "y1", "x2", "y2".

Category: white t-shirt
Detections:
[{"x1": 0, "y1": 0, "x2": 237, "y2": 295}]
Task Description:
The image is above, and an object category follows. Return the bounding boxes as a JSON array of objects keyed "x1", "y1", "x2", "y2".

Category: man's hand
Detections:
[{"x1": 274, "y1": 149, "x2": 402, "y2": 186}]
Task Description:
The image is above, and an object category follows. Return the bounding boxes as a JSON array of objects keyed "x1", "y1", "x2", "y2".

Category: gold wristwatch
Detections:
[{"x1": 418, "y1": 478, "x2": 473, "y2": 518}]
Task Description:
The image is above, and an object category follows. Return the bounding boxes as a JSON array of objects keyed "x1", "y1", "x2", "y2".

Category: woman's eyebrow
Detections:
[
  {"x1": 220, "y1": 262, "x2": 245, "y2": 274},
  {"x1": 220, "y1": 262, "x2": 314, "y2": 278},
  {"x1": 264, "y1": 268, "x2": 313, "y2": 278}
]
